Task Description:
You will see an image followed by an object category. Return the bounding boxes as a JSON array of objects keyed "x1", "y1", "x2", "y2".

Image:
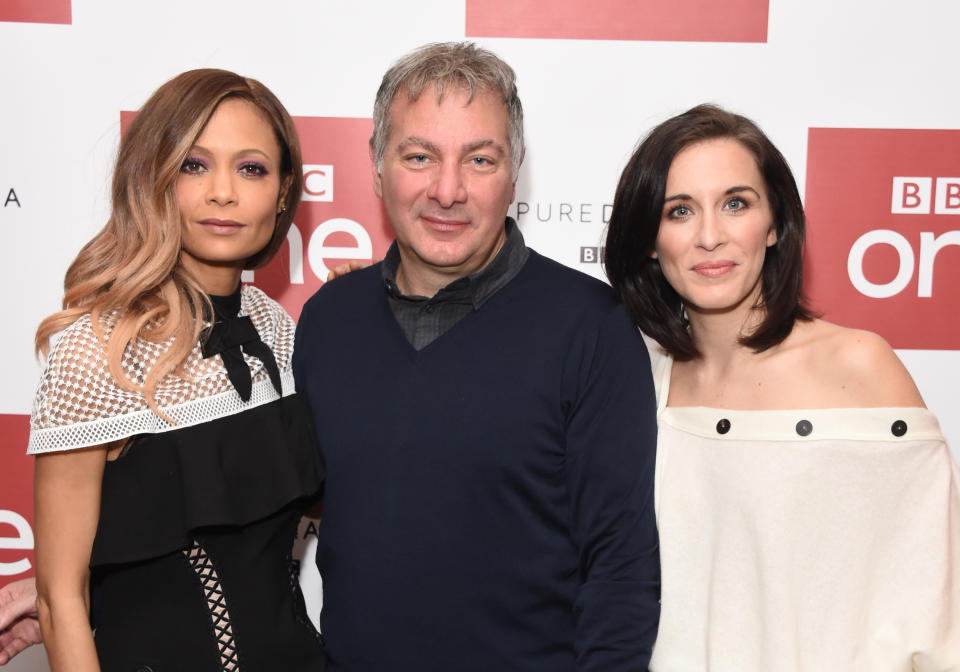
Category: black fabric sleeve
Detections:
[
  {"x1": 564, "y1": 303, "x2": 660, "y2": 671},
  {"x1": 293, "y1": 297, "x2": 318, "y2": 413}
]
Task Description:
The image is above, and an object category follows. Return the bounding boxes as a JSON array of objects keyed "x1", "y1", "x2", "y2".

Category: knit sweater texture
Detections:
[{"x1": 294, "y1": 250, "x2": 660, "y2": 672}]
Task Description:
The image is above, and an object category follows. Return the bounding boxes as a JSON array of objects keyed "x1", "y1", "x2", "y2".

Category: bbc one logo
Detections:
[
  {"x1": 286, "y1": 164, "x2": 376, "y2": 284},
  {"x1": 805, "y1": 128, "x2": 960, "y2": 349},
  {"x1": 0, "y1": 510, "x2": 33, "y2": 576},
  {"x1": 848, "y1": 177, "x2": 960, "y2": 298},
  {"x1": 302, "y1": 165, "x2": 334, "y2": 202},
  {"x1": 241, "y1": 118, "x2": 392, "y2": 321},
  {"x1": 0, "y1": 414, "x2": 34, "y2": 578}
]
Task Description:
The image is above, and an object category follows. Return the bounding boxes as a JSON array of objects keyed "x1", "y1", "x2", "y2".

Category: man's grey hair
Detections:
[{"x1": 371, "y1": 42, "x2": 525, "y2": 178}]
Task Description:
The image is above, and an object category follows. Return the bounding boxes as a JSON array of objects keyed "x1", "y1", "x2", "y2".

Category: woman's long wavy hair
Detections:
[{"x1": 36, "y1": 69, "x2": 303, "y2": 415}]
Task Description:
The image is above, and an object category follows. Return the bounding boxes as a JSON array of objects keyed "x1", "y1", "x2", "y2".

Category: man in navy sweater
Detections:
[{"x1": 294, "y1": 42, "x2": 660, "y2": 671}]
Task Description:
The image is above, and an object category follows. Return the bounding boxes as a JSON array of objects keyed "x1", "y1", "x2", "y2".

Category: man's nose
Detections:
[{"x1": 427, "y1": 162, "x2": 467, "y2": 207}]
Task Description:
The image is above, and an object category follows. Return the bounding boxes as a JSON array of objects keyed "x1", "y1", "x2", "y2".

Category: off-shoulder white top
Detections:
[{"x1": 644, "y1": 336, "x2": 960, "y2": 672}]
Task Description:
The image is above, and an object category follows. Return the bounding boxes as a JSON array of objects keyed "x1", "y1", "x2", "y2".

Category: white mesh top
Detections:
[
  {"x1": 28, "y1": 285, "x2": 296, "y2": 454},
  {"x1": 643, "y1": 335, "x2": 960, "y2": 672}
]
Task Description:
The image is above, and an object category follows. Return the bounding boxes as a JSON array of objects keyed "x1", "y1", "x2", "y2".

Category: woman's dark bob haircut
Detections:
[{"x1": 604, "y1": 104, "x2": 813, "y2": 361}]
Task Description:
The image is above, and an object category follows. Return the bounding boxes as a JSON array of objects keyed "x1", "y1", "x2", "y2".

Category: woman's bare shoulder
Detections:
[{"x1": 794, "y1": 319, "x2": 925, "y2": 407}]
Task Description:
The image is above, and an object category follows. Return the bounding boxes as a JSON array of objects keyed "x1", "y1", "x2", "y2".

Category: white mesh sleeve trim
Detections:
[{"x1": 27, "y1": 369, "x2": 295, "y2": 455}]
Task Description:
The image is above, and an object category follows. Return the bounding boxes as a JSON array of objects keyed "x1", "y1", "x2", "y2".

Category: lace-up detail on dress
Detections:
[
  {"x1": 28, "y1": 285, "x2": 296, "y2": 454},
  {"x1": 183, "y1": 541, "x2": 241, "y2": 671}
]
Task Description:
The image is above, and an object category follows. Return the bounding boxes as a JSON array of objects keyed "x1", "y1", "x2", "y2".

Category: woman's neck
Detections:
[
  {"x1": 686, "y1": 294, "x2": 764, "y2": 371},
  {"x1": 182, "y1": 260, "x2": 243, "y2": 296},
  {"x1": 670, "y1": 310, "x2": 765, "y2": 408}
]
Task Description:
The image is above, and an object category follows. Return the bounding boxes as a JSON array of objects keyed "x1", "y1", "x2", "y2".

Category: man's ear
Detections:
[{"x1": 370, "y1": 142, "x2": 382, "y2": 198}]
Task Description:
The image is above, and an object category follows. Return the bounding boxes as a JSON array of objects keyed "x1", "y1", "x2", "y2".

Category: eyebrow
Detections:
[
  {"x1": 396, "y1": 136, "x2": 506, "y2": 156},
  {"x1": 663, "y1": 185, "x2": 762, "y2": 202},
  {"x1": 463, "y1": 139, "x2": 506, "y2": 156},
  {"x1": 187, "y1": 144, "x2": 274, "y2": 160},
  {"x1": 397, "y1": 136, "x2": 441, "y2": 155}
]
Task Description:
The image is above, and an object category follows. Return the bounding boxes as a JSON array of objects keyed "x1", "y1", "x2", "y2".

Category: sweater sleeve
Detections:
[
  {"x1": 564, "y1": 303, "x2": 660, "y2": 671},
  {"x1": 292, "y1": 297, "x2": 315, "y2": 410}
]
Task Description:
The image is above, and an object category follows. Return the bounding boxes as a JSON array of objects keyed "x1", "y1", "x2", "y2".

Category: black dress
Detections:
[{"x1": 28, "y1": 286, "x2": 327, "y2": 672}]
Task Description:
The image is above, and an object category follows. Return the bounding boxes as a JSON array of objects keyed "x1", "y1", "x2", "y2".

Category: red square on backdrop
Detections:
[
  {"x1": 0, "y1": 414, "x2": 34, "y2": 581},
  {"x1": 0, "y1": 0, "x2": 70, "y2": 24},
  {"x1": 804, "y1": 128, "x2": 960, "y2": 350},
  {"x1": 466, "y1": 0, "x2": 768, "y2": 43},
  {"x1": 250, "y1": 116, "x2": 392, "y2": 321}
]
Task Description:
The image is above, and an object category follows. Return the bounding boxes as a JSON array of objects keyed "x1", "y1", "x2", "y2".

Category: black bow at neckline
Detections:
[{"x1": 201, "y1": 286, "x2": 282, "y2": 402}]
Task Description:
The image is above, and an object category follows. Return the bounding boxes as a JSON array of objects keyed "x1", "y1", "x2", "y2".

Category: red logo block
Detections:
[
  {"x1": 466, "y1": 0, "x2": 768, "y2": 43},
  {"x1": 248, "y1": 117, "x2": 392, "y2": 321},
  {"x1": 804, "y1": 128, "x2": 960, "y2": 350},
  {"x1": 0, "y1": 414, "x2": 34, "y2": 579},
  {"x1": 0, "y1": 0, "x2": 71, "y2": 24}
]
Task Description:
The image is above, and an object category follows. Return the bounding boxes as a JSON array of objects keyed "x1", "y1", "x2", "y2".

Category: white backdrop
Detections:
[{"x1": 1, "y1": 2, "x2": 957, "y2": 670}]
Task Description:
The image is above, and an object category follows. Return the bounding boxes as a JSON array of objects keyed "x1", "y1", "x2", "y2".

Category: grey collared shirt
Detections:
[{"x1": 381, "y1": 218, "x2": 529, "y2": 350}]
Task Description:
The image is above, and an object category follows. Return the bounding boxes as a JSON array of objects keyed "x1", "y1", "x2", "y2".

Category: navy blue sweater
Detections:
[{"x1": 294, "y1": 251, "x2": 660, "y2": 671}]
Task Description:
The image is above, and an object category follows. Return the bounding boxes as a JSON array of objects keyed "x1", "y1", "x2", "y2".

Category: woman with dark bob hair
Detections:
[
  {"x1": 606, "y1": 104, "x2": 960, "y2": 670},
  {"x1": 6, "y1": 69, "x2": 327, "y2": 671}
]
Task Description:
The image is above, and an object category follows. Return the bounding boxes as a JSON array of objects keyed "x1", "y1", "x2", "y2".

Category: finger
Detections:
[
  {"x1": 0, "y1": 579, "x2": 39, "y2": 624},
  {"x1": 12, "y1": 618, "x2": 41, "y2": 645},
  {"x1": 0, "y1": 636, "x2": 19, "y2": 665},
  {"x1": 326, "y1": 262, "x2": 352, "y2": 281},
  {"x1": 0, "y1": 619, "x2": 41, "y2": 664},
  {"x1": 0, "y1": 637, "x2": 28, "y2": 665},
  {"x1": 10, "y1": 591, "x2": 37, "y2": 619},
  {"x1": 325, "y1": 259, "x2": 374, "y2": 282},
  {"x1": 0, "y1": 594, "x2": 36, "y2": 630}
]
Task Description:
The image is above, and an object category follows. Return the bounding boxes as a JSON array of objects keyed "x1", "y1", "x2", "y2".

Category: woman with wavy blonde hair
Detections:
[{"x1": 22, "y1": 69, "x2": 327, "y2": 672}]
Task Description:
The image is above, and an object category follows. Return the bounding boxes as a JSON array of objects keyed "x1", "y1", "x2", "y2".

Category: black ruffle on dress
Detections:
[{"x1": 91, "y1": 396, "x2": 325, "y2": 672}]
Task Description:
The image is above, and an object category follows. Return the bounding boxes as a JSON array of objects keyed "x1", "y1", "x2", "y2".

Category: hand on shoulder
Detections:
[
  {"x1": 808, "y1": 321, "x2": 925, "y2": 408},
  {"x1": 326, "y1": 260, "x2": 374, "y2": 282}
]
